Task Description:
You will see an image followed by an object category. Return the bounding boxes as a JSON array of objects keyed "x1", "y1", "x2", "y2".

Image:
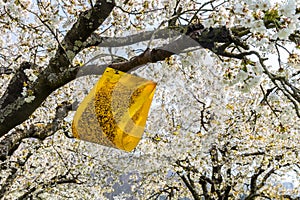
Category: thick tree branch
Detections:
[
  {"x1": 0, "y1": 0, "x2": 115, "y2": 137},
  {"x1": 84, "y1": 24, "x2": 249, "y2": 50},
  {"x1": 78, "y1": 25, "x2": 250, "y2": 77},
  {"x1": 84, "y1": 27, "x2": 181, "y2": 48},
  {"x1": 0, "y1": 102, "x2": 72, "y2": 161},
  {"x1": 77, "y1": 33, "x2": 201, "y2": 76}
]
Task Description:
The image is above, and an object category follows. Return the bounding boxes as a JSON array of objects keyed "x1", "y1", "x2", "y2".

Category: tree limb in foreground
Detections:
[{"x1": 0, "y1": 0, "x2": 115, "y2": 136}]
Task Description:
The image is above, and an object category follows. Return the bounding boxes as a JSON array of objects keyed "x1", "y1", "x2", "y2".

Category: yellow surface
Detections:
[{"x1": 72, "y1": 67, "x2": 156, "y2": 151}]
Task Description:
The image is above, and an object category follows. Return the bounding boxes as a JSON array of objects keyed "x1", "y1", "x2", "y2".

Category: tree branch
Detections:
[
  {"x1": 0, "y1": 0, "x2": 115, "y2": 137},
  {"x1": 210, "y1": 144, "x2": 223, "y2": 197},
  {"x1": 84, "y1": 27, "x2": 181, "y2": 48},
  {"x1": 177, "y1": 172, "x2": 201, "y2": 200},
  {"x1": 0, "y1": 102, "x2": 72, "y2": 161}
]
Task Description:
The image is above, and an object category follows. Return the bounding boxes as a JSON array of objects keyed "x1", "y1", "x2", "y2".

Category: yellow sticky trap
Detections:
[{"x1": 72, "y1": 67, "x2": 156, "y2": 151}]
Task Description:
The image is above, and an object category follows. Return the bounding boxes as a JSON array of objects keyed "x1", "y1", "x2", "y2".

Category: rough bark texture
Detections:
[{"x1": 0, "y1": 0, "x2": 115, "y2": 136}]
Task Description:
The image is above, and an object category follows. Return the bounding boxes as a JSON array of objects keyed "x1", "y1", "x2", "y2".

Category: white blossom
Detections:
[
  {"x1": 236, "y1": 70, "x2": 248, "y2": 82},
  {"x1": 21, "y1": 87, "x2": 27, "y2": 96},
  {"x1": 24, "y1": 69, "x2": 38, "y2": 82},
  {"x1": 279, "y1": 0, "x2": 296, "y2": 17},
  {"x1": 277, "y1": 28, "x2": 292, "y2": 40},
  {"x1": 247, "y1": 76, "x2": 261, "y2": 87},
  {"x1": 250, "y1": 20, "x2": 267, "y2": 33},
  {"x1": 24, "y1": 95, "x2": 35, "y2": 103}
]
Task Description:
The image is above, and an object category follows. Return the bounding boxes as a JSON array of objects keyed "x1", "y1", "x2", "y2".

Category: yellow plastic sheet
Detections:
[{"x1": 72, "y1": 67, "x2": 156, "y2": 151}]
